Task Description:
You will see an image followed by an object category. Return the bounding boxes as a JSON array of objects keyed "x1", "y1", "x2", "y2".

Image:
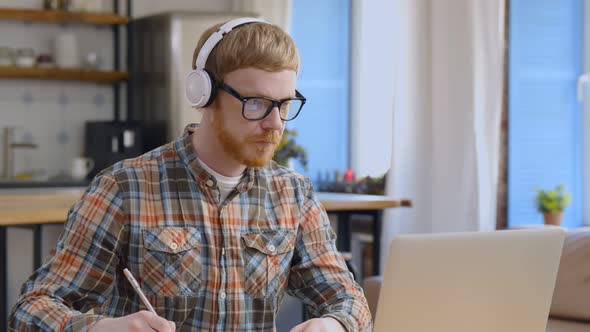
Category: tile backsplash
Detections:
[{"x1": 0, "y1": 1, "x2": 119, "y2": 180}]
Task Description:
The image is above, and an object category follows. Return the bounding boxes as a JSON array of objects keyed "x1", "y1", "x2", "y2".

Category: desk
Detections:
[
  {"x1": 316, "y1": 192, "x2": 411, "y2": 275},
  {"x1": 0, "y1": 189, "x2": 411, "y2": 328}
]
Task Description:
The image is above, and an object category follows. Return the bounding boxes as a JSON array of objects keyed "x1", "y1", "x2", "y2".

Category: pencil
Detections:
[{"x1": 123, "y1": 268, "x2": 157, "y2": 315}]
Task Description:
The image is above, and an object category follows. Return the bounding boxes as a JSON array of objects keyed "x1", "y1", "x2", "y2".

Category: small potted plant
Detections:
[
  {"x1": 273, "y1": 129, "x2": 308, "y2": 170},
  {"x1": 535, "y1": 184, "x2": 571, "y2": 226}
]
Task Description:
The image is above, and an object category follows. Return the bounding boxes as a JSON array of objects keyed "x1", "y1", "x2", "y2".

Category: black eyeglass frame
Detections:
[{"x1": 218, "y1": 82, "x2": 307, "y2": 121}]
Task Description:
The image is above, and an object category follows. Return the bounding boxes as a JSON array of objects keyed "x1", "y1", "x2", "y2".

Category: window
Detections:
[
  {"x1": 508, "y1": 0, "x2": 584, "y2": 228},
  {"x1": 289, "y1": 0, "x2": 351, "y2": 183}
]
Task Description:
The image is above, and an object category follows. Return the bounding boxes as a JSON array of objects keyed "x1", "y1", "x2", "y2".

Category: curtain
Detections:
[{"x1": 381, "y1": 0, "x2": 506, "y2": 270}]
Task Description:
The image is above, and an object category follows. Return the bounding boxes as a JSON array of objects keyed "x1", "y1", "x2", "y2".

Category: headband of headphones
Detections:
[
  {"x1": 185, "y1": 17, "x2": 268, "y2": 108},
  {"x1": 193, "y1": 17, "x2": 267, "y2": 70}
]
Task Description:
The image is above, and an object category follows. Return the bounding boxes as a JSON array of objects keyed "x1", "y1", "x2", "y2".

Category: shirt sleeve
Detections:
[
  {"x1": 287, "y1": 178, "x2": 372, "y2": 332},
  {"x1": 8, "y1": 174, "x2": 127, "y2": 332}
]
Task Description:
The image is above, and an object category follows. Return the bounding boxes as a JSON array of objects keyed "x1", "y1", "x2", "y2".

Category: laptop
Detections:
[{"x1": 373, "y1": 229, "x2": 565, "y2": 332}]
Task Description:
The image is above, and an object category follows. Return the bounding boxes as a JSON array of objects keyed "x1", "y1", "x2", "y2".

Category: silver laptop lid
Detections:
[{"x1": 374, "y1": 229, "x2": 565, "y2": 332}]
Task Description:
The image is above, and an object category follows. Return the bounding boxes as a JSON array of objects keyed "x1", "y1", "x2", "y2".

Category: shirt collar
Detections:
[{"x1": 174, "y1": 124, "x2": 255, "y2": 193}]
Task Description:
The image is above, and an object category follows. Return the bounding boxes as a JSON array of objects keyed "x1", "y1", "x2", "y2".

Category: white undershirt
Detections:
[{"x1": 197, "y1": 157, "x2": 243, "y2": 202}]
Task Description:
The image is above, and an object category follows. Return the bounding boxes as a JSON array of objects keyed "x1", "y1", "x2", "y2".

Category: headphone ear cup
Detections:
[
  {"x1": 201, "y1": 69, "x2": 218, "y2": 107},
  {"x1": 185, "y1": 69, "x2": 213, "y2": 108}
]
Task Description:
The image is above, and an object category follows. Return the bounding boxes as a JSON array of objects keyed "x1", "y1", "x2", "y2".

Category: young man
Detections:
[{"x1": 9, "y1": 18, "x2": 371, "y2": 332}]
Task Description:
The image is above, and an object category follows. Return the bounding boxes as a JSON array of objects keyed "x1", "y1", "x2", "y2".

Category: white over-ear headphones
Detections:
[{"x1": 185, "y1": 17, "x2": 267, "y2": 108}]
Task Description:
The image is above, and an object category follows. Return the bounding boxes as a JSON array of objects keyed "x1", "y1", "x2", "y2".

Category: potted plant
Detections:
[
  {"x1": 273, "y1": 129, "x2": 308, "y2": 170},
  {"x1": 534, "y1": 184, "x2": 571, "y2": 226}
]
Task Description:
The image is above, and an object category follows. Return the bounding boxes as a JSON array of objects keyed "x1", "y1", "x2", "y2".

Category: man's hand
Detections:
[
  {"x1": 89, "y1": 310, "x2": 176, "y2": 332},
  {"x1": 290, "y1": 317, "x2": 346, "y2": 332}
]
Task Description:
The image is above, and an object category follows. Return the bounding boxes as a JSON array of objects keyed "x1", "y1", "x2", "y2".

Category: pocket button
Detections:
[
  {"x1": 170, "y1": 242, "x2": 179, "y2": 252},
  {"x1": 267, "y1": 244, "x2": 276, "y2": 253}
]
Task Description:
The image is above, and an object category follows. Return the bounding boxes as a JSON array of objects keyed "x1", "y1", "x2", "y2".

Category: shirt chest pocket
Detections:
[
  {"x1": 141, "y1": 227, "x2": 202, "y2": 296},
  {"x1": 241, "y1": 229, "x2": 297, "y2": 298}
]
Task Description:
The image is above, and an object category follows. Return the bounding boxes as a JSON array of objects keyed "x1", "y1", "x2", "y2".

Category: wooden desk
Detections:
[
  {"x1": 0, "y1": 191, "x2": 411, "y2": 224},
  {"x1": 0, "y1": 189, "x2": 411, "y2": 327},
  {"x1": 316, "y1": 192, "x2": 411, "y2": 274},
  {"x1": 318, "y1": 192, "x2": 411, "y2": 211}
]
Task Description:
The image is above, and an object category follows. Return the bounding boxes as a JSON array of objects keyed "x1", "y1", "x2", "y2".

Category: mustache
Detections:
[{"x1": 246, "y1": 131, "x2": 281, "y2": 144}]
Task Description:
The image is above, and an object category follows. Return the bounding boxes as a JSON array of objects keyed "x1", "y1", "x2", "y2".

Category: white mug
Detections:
[{"x1": 71, "y1": 157, "x2": 94, "y2": 180}]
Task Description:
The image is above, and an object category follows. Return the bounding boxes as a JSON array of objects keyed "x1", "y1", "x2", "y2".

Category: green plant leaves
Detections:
[{"x1": 534, "y1": 184, "x2": 571, "y2": 213}]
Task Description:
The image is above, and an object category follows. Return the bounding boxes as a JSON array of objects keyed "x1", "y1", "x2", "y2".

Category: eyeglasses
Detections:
[{"x1": 218, "y1": 82, "x2": 306, "y2": 121}]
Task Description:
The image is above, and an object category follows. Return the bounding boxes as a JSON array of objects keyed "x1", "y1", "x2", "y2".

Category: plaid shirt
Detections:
[{"x1": 9, "y1": 125, "x2": 372, "y2": 332}]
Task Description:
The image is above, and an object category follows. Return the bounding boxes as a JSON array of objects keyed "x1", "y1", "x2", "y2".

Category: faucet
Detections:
[{"x1": 2, "y1": 127, "x2": 38, "y2": 180}]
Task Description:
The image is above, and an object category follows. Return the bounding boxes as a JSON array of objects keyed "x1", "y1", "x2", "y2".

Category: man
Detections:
[{"x1": 9, "y1": 18, "x2": 371, "y2": 332}]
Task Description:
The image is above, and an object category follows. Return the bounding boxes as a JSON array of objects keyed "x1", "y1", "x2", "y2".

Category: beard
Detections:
[{"x1": 211, "y1": 110, "x2": 281, "y2": 167}]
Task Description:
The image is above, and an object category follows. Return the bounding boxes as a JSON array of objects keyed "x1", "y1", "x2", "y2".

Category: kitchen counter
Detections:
[
  {"x1": 0, "y1": 189, "x2": 411, "y2": 226},
  {"x1": 0, "y1": 187, "x2": 86, "y2": 226},
  {"x1": 0, "y1": 179, "x2": 89, "y2": 189}
]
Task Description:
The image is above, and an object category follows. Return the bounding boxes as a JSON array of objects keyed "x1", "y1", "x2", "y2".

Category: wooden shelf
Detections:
[
  {"x1": 0, "y1": 66, "x2": 129, "y2": 83},
  {"x1": 0, "y1": 8, "x2": 128, "y2": 25}
]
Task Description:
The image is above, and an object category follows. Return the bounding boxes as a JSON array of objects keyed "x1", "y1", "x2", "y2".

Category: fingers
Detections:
[
  {"x1": 138, "y1": 311, "x2": 175, "y2": 332},
  {"x1": 289, "y1": 321, "x2": 306, "y2": 332},
  {"x1": 88, "y1": 311, "x2": 176, "y2": 332}
]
